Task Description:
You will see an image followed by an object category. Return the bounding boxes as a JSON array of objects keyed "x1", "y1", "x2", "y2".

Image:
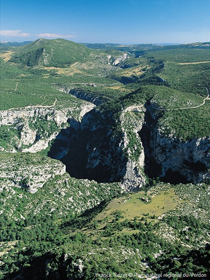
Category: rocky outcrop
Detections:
[
  {"x1": 20, "y1": 122, "x2": 37, "y2": 146},
  {"x1": 119, "y1": 105, "x2": 146, "y2": 191},
  {"x1": 69, "y1": 89, "x2": 105, "y2": 105},
  {"x1": 0, "y1": 154, "x2": 66, "y2": 193},
  {"x1": 140, "y1": 103, "x2": 210, "y2": 184},
  {"x1": 58, "y1": 86, "x2": 108, "y2": 106},
  {"x1": 22, "y1": 132, "x2": 58, "y2": 153},
  {"x1": 79, "y1": 103, "x2": 96, "y2": 119},
  {"x1": 112, "y1": 53, "x2": 128, "y2": 66},
  {"x1": 0, "y1": 102, "x2": 95, "y2": 153},
  {"x1": 150, "y1": 131, "x2": 210, "y2": 183},
  {"x1": 0, "y1": 106, "x2": 63, "y2": 126}
]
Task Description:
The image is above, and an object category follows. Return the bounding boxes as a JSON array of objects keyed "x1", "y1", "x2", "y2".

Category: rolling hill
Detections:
[{"x1": 8, "y1": 38, "x2": 92, "y2": 67}]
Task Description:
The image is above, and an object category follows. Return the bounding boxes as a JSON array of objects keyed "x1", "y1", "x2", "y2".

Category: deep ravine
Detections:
[{"x1": 48, "y1": 99, "x2": 210, "y2": 187}]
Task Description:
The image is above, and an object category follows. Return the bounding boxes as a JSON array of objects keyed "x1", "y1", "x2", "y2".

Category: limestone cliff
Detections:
[
  {"x1": 0, "y1": 154, "x2": 66, "y2": 193},
  {"x1": 49, "y1": 99, "x2": 210, "y2": 189},
  {"x1": 0, "y1": 102, "x2": 95, "y2": 153},
  {"x1": 58, "y1": 104, "x2": 147, "y2": 191},
  {"x1": 141, "y1": 103, "x2": 210, "y2": 184},
  {"x1": 150, "y1": 130, "x2": 210, "y2": 183},
  {"x1": 119, "y1": 105, "x2": 146, "y2": 191},
  {"x1": 1, "y1": 96, "x2": 209, "y2": 193}
]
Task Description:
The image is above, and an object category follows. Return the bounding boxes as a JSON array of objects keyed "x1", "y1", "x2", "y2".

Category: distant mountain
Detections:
[
  {"x1": 0, "y1": 43, "x2": 11, "y2": 51},
  {"x1": 9, "y1": 38, "x2": 92, "y2": 67},
  {"x1": 83, "y1": 43, "x2": 163, "y2": 52},
  {"x1": 83, "y1": 42, "x2": 210, "y2": 52},
  {"x1": 0, "y1": 41, "x2": 32, "y2": 47}
]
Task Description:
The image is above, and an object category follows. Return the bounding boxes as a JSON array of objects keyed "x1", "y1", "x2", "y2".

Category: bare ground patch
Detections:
[
  {"x1": 178, "y1": 61, "x2": 210, "y2": 65},
  {"x1": 0, "y1": 51, "x2": 14, "y2": 62}
]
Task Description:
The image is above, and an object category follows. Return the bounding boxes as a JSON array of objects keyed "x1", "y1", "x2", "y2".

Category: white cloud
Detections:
[
  {"x1": 38, "y1": 33, "x2": 75, "y2": 39},
  {"x1": 0, "y1": 30, "x2": 30, "y2": 37}
]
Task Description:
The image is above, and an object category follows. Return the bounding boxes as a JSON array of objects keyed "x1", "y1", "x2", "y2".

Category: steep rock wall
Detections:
[
  {"x1": 52, "y1": 100, "x2": 210, "y2": 188},
  {"x1": 1, "y1": 97, "x2": 209, "y2": 192},
  {"x1": 60, "y1": 108, "x2": 128, "y2": 183},
  {"x1": 56, "y1": 105, "x2": 147, "y2": 191},
  {"x1": 69, "y1": 89, "x2": 106, "y2": 105},
  {"x1": 0, "y1": 102, "x2": 95, "y2": 153},
  {"x1": 141, "y1": 104, "x2": 210, "y2": 184},
  {"x1": 58, "y1": 86, "x2": 108, "y2": 105},
  {"x1": 119, "y1": 105, "x2": 146, "y2": 191},
  {"x1": 151, "y1": 131, "x2": 210, "y2": 183}
]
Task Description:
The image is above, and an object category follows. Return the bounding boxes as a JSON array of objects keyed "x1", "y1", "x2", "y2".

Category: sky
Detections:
[{"x1": 1, "y1": 0, "x2": 210, "y2": 44}]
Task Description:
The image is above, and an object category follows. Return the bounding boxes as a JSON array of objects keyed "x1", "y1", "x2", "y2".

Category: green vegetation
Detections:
[
  {"x1": 94, "y1": 186, "x2": 178, "y2": 224},
  {"x1": 1, "y1": 39, "x2": 209, "y2": 143},
  {"x1": 160, "y1": 62, "x2": 210, "y2": 96},
  {"x1": 0, "y1": 39, "x2": 210, "y2": 279},
  {"x1": 9, "y1": 38, "x2": 92, "y2": 67},
  {"x1": 29, "y1": 118, "x2": 59, "y2": 136},
  {"x1": 0, "y1": 183, "x2": 209, "y2": 279},
  {"x1": 158, "y1": 101, "x2": 210, "y2": 140},
  {"x1": 0, "y1": 125, "x2": 20, "y2": 149}
]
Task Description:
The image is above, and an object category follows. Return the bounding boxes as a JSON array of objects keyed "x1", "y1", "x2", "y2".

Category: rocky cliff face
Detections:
[
  {"x1": 0, "y1": 102, "x2": 95, "y2": 153},
  {"x1": 0, "y1": 154, "x2": 66, "y2": 193},
  {"x1": 59, "y1": 108, "x2": 128, "y2": 184},
  {"x1": 48, "y1": 99, "x2": 210, "y2": 189},
  {"x1": 119, "y1": 105, "x2": 146, "y2": 191},
  {"x1": 52, "y1": 103, "x2": 147, "y2": 191},
  {"x1": 150, "y1": 131, "x2": 210, "y2": 184},
  {"x1": 57, "y1": 86, "x2": 108, "y2": 106},
  {"x1": 68, "y1": 89, "x2": 106, "y2": 106},
  {"x1": 140, "y1": 103, "x2": 210, "y2": 184},
  {"x1": 1, "y1": 95, "x2": 209, "y2": 193}
]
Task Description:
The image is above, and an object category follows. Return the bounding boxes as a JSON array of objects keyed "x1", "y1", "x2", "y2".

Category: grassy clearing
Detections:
[
  {"x1": 0, "y1": 51, "x2": 14, "y2": 62},
  {"x1": 41, "y1": 64, "x2": 85, "y2": 76},
  {"x1": 114, "y1": 65, "x2": 149, "y2": 78},
  {"x1": 94, "y1": 186, "x2": 179, "y2": 223}
]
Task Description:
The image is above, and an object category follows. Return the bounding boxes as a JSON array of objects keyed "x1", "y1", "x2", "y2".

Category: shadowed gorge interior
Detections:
[{"x1": 48, "y1": 110, "x2": 128, "y2": 183}]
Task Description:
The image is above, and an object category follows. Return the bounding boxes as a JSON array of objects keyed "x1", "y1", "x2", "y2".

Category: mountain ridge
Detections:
[{"x1": 8, "y1": 38, "x2": 92, "y2": 67}]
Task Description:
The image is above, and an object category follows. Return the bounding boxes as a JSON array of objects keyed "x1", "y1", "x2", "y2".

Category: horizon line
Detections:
[{"x1": 1, "y1": 38, "x2": 210, "y2": 46}]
